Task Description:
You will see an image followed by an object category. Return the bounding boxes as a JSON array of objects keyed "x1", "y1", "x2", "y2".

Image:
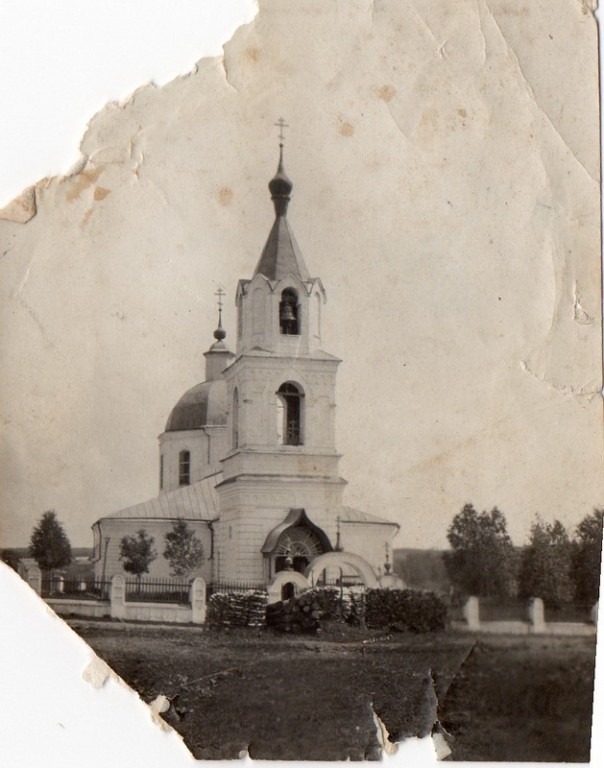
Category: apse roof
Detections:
[
  {"x1": 102, "y1": 473, "x2": 221, "y2": 522},
  {"x1": 341, "y1": 507, "x2": 400, "y2": 528}
]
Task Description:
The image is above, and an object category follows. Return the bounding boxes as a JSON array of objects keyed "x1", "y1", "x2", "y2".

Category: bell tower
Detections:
[{"x1": 215, "y1": 131, "x2": 346, "y2": 583}]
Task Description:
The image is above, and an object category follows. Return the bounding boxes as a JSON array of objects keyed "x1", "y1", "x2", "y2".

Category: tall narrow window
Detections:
[
  {"x1": 179, "y1": 450, "x2": 191, "y2": 486},
  {"x1": 279, "y1": 288, "x2": 299, "y2": 335},
  {"x1": 232, "y1": 388, "x2": 239, "y2": 449},
  {"x1": 277, "y1": 382, "x2": 303, "y2": 445},
  {"x1": 160, "y1": 454, "x2": 164, "y2": 490}
]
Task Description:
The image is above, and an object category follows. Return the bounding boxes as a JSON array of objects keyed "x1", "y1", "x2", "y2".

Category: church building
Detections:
[{"x1": 92, "y1": 141, "x2": 399, "y2": 590}]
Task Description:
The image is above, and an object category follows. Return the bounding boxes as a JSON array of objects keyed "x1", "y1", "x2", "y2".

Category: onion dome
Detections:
[{"x1": 268, "y1": 144, "x2": 293, "y2": 215}]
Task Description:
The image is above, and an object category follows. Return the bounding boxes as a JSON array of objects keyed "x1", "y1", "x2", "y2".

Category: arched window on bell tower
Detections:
[
  {"x1": 276, "y1": 382, "x2": 304, "y2": 445},
  {"x1": 232, "y1": 387, "x2": 239, "y2": 449},
  {"x1": 179, "y1": 450, "x2": 191, "y2": 486},
  {"x1": 279, "y1": 288, "x2": 299, "y2": 335}
]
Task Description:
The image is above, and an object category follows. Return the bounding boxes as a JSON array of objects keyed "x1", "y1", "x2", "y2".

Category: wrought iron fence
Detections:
[
  {"x1": 124, "y1": 577, "x2": 190, "y2": 604},
  {"x1": 320, "y1": 576, "x2": 367, "y2": 588},
  {"x1": 544, "y1": 603, "x2": 595, "y2": 623},
  {"x1": 41, "y1": 577, "x2": 111, "y2": 600},
  {"x1": 473, "y1": 599, "x2": 529, "y2": 622},
  {"x1": 207, "y1": 580, "x2": 266, "y2": 599}
]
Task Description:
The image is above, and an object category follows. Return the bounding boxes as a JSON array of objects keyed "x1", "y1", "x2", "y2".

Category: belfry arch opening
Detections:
[
  {"x1": 276, "y1": 382, "x2": 303, "y2": 446},
  {"x1": 279, "y1": 288, "x2": 299, "y2": 335}
]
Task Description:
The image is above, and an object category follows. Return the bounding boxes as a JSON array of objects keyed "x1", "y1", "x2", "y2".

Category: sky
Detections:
[{"x1": 1, "y1": 0, "x2": 602, "y2": 553}]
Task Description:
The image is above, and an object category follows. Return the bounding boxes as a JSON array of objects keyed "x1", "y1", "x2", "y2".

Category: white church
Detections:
[{"x1": 92, "y1": 142, "x2": 400, "y2": 592}]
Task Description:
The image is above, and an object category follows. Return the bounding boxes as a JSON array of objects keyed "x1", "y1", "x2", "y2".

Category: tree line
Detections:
[
  {"x1": 25, "y1": 511, "x2": 205, "y2": 580},
  {"x1": 445, "y1": 504, "x2": 603, "y2": 607}
]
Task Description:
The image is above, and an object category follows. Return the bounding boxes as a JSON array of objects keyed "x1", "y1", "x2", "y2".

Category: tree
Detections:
[
  {"x1": 444, "y1": 503, "x2": 517, "y2": 599},
  {"x1": 163, "y1": 519, "x2": 205, "y2": 577},
  {"x1": 119, "y1": 530, "x2": 157, "y2": 582},
  {"x1": 571, "y1": 508, "x2": 603, "y2": 604},
  {"x1": 29, "y1": 511, "x2": 72, "y2": 573},
  {"x1": 518, "y1": 517, "x2": 573, "y2": 608}
]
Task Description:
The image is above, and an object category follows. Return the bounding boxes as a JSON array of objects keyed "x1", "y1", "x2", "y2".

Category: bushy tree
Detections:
[
  {"x1": 571, "y1": 508, "x2": 603, "y2": 604},
  {"x1": 444, "y1": 503, "x2": 517, "y2": 599},
  {"x1": 518, "y1": 517, "x2": 573, "y2": 608},
  {"x1": 29, "y1": 511, "x2": 72, "y2": 573},
  {"x1": 163, "y1": 519, "x2": 205, "y2": 577},
  {"x1": 119, "y1": 530, "x2": 157, "y2": 581}
]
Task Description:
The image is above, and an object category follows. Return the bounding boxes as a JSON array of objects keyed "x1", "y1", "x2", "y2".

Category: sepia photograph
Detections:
[{"x1": 1, "y1": 0, "x2": 602, "y2": 763}]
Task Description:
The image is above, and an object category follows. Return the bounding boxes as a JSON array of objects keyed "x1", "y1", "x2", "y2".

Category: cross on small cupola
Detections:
[{"x1": 213, "y1": 285, "x2": 226, "y2": 342}]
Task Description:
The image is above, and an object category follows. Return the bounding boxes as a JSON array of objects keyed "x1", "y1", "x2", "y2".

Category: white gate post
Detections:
[
  {"x1": 110, "y1": 574, "x2": 126, "y2": 620},
  {"x1": 462, "y1": 596, "x2": 480, "y2": 630},
  {"x1": 190, "y1": 577, "x2": 206, "y2": 624},
  {"x1": 28, "y1": 566, "x2": 42, "y2": 595},
  {"x1": 528, "y1": 597, "x2": 545, "y2": 633}
]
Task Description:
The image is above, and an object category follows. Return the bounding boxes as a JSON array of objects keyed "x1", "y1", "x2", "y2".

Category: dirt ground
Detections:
[
  {"x1": 68, "y1": 619, "x2": 597, "y2": 761},
  {"x1": 439, "y1": 635, "x2": 597, "y2": 763}
]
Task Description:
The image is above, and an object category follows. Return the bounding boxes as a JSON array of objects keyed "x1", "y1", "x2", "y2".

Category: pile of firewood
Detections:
[
  {"x1": 207, "y1": 590, "x2": 268, "y2": 628},
  {"x1": 265, "y1": 591, "x2": 322, "y2": 633}
]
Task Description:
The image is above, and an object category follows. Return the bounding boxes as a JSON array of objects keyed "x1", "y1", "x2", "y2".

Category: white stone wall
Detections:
[
  {"x1": 340, "y1": 522, "x2": 399, "y2": 576},
  {"x1": 93, "y1": 518, "x2": 214, "y2": 582},
  {"x1": 222, "y1": 357, "x2": 340, "y2": 460},
  {"x1": 159, "y1": 426, "x2": 227, "y2": 493}
]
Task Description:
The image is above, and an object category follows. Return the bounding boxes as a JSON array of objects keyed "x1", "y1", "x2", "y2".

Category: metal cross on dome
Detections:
[
  {"x1": 274, "y1": 117, "x2": 289, "y2": 144},
  {"x1": 215, "y1": 285, "x2": 225, "y2": 311}
]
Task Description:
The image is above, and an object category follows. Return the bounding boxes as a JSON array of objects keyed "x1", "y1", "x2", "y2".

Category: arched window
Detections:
[
  {"x1": 232, "y1": 387, "x2": 239, "y2": 449},
  {"x1": 159, "y1": 454, "x2": 164, "y2": 490},
  {"x1": 277, "y1": 382, "x2": 303, "y2": 445},
  {"x1": 279, "y1": 288, "x2": 299, "y2": 335},
  {"x1": 179, "y1": 450, "x2": 190, "y2": 486}
]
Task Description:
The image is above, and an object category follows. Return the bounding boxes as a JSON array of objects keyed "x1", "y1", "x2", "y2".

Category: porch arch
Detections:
[
  {"x1": 305, "y1": 551, "x2": 378, "y2": 589},
  {"x1": 267, "y1": 571, "x2": 310, "y2": 604}
]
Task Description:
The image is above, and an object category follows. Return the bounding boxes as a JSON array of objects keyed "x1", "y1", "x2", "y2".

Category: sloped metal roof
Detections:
[
  {"x1": 254, "y1": 215, "x2": 311, "y2": 282},
  {"x1": 165, "y1": 380, "x2": 228, "y2": 432},
  {"x1": 103, "y1": 473, "x2": 221, "y2": 522},
  {"x1": 341, "y1": 507, "x2": 400, "y2": 528}
]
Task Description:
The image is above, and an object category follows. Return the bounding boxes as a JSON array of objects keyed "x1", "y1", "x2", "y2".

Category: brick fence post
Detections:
[
  {"x1": 28, "y1": 566, "x2": 42, "y2": 595},
  {"x1": 190, "y1": 577, "x2": 206, "y2": 624},
  {"x1": 462, "y1": 596, "x2": 480, "y2": 630},
  {"x1": 110, "y1": 574, "x2": 126, "y2": 620},
  {"x1": 528, "y1": 597, "x2": 545, "y2": 633}
]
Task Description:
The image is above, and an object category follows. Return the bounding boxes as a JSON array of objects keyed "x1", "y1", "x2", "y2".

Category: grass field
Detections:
[{"x1": 69, "y1": 619, "x2": 597, "y2": 761}]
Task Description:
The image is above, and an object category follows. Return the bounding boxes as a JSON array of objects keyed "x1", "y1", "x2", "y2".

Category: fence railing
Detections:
[
  {"x1": 124, "y1": 578, "x2": 190, "y2": 604},
  {"x1": 207, "y1": 580, "x2": 266, "y2": 599},
  {"x1": 41, "y1": 577, "x2": 111, "y2": 600},
  {"x1": 544, "y1": 603, "x2": 594, "y2": 623}
]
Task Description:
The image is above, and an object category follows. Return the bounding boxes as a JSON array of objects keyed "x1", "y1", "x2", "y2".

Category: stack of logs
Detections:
[
  {"x1": 266, "y1": 591, "x2": 322, "y2": 633},
  {"x1": 207, "y1": 590, "x2": 268, "y2": 628}
]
